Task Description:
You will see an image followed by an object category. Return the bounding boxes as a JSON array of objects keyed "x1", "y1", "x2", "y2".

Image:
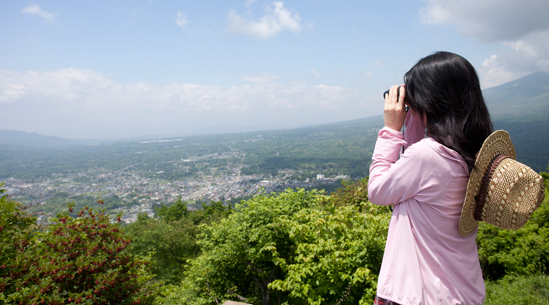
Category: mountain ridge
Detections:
[{"x1": 0, "y1": 130, "x2": 98, "y2": 148}]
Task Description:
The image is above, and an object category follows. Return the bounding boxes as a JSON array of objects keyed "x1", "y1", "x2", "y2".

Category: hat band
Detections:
[{"x1": 474, "y1": 154, "x2": 509, "y2": 221}]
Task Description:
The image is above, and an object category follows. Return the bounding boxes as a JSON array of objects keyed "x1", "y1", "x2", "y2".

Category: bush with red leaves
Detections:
[{"x1": 0, "y1": 200, "x2": 159, "y2": 304}]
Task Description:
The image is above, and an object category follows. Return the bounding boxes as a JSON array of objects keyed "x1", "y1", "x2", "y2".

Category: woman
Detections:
[{"x1": 368, "y1": 52, "x2": 492, "y2": 305}]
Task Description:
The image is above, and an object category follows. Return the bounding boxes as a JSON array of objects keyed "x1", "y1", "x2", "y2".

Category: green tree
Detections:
[
  {"x1": 155, "y1": 198, "x2": 189, "y2": 222},
  {"x1": 269, "y1": 199, "x2": 389, "y2": 305},
  {"x1": 180, "y1": 189, "x2": 323, "y2": 305},
  {"x1": 179, "y1": 187, "x2": 389, "y2": 305},
  {"x1": 125, "y1": 213, "x2": 200, "y2": 285},
  {"x1": 125, "y1": 198, "x2": 231, "y2": 285},
  {"x1": 328, "y1": 178, "x2": 391, "y2": 215}
]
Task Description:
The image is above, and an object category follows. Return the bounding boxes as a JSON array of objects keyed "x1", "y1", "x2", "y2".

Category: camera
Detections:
[
  {"x1": 383, "y1": 86, "x2": 403, "y2": 99},
  {"x1": 383, "y1": 86, "x2": 408, "y2": 112}
]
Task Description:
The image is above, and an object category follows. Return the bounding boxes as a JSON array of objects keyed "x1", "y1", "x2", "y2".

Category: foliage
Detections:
[
  {"x1": 126, "y1": 199, "x2": 197, "y2": 285},
  {"x1": 180, "y1": 189, "x2": 320, "y2": 305},
  {"x1": 269, "y1": 199, "x2": 389, "y2": 305},
  {"x1": 125, "y1": 198, "x2": 232, "y2": 285},
  {"x1": 125, "y1": 213, "x2": 199, "y2": 285},
  {"x1": 328, "y1": 178, "x2": 391, "y2": 215},
  {"x1": 484, "y1": 274, "x2": 549, "y2": 305},
  {"x1": 329, "y1": 178, "x2": 369, "y2": 207},
  {"x1": 477, "y1": 165, "x2": 549, "y2": 280},
  {"x1": 0, "y1": 184, "x2": 39, "y2": 288},
  {"x1": 0, "y1": 200, "x2": 158, "y2": 304},
  {"x1": 155, "y1": 198, "x2": 190, "y2": 222},
  {"x1": 180, "y1": 186, "x2": 390, "y2": 305},
  {"x1": 149, "y1": 284, "x2": 190, "y2": 305}
]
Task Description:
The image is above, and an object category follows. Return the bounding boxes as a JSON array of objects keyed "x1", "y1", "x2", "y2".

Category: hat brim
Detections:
[{"x1": 459, "y1": 130, "x2": 516, "y2": 237}]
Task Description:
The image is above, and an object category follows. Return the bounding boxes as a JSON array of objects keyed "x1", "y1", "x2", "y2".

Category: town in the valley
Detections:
[{"x1": 2, "y1": 147, "x2": 348, "y2": 224}]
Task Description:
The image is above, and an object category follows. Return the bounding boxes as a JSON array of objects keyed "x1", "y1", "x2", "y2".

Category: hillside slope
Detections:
[
  {"x1": 484, "y1": 72, "x2": 549, "y2": 121},
  {"x1": 0, "y1": 130, "x2": 94, "y2": 148},
  {"x1": 484, "y1": 72, "x2": 549, "y2": 172}
]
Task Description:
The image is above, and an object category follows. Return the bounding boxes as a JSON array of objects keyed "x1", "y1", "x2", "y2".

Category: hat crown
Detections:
[
  {"x1": 459, "y1": 130, "x2": 545, "y2": 237},
  {"x1": 479, "y1": 158, "x2": 544, "y2": 230}
]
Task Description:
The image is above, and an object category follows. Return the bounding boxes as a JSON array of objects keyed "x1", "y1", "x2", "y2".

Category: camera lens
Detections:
[{"x1": 383, "y1": 86, "x2": 401, "y2": 99}]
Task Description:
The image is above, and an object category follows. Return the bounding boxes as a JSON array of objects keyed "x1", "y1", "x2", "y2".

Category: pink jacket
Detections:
[{"x1": 368, "y1": 112, "x2": 485, "y2": 305}]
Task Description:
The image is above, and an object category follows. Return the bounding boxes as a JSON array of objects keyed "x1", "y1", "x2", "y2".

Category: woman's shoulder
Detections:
[
  {"x1": 404, "y1": 138, "x2": 435, "y2": 157},
  {"x1": 413, "y1": 138, "x2": 469, "y2": 174},
  {"x1": 405, "y1": 138, "x2": 465, "y2": 161}
]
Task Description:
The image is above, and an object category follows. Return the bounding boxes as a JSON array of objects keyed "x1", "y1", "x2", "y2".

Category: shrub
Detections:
[
  {"x1": 0, "y1": 185, "x2": 38, "y2": 293},
  {"x1": 269, "y1": 198, "x2": 389, "y2": 305},
  {"x1": 0, "y1": 200, "x2": 159, "y2": 304},
  {"x1": 484, "y1": 274, "x2": 549, "y2": 305},
  {"x1": 180, "y1": 187, "x2": 389, "y2": 305},
  {"x1": 125, "y1": 212, "x2": 200, "y2": 285},
  {"x1": 181, "y1": 189, "x2": 322, "y2": 305},
  {"x1": 124, "y1": 199, "x2": 231, "y2": 285}
]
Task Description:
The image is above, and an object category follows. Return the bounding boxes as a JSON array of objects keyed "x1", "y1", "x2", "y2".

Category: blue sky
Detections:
[{"x1": 1, "y1": 0, "x2": 548, "y2": 139}]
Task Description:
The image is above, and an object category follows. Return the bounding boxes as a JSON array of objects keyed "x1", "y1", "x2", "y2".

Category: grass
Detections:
[{"x1": 485, "y1": 274, "x2": 549, "y2": 305}]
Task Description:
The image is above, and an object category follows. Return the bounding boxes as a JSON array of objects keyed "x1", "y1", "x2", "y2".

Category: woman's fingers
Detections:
[
  {"x1": 383, "y1": 85, "x2": 406, "y2": 131},
  {"x1": 389, "y1": 85, "x2": 398, "y2": 104},
  {"x1": 398, "y1": 85, "x2": 406, "y2": 105}
]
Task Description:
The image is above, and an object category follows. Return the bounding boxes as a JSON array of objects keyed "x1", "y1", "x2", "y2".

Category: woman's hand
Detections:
[{"x1": 383, "y1": 85, "x2": 407, "y2": 132}]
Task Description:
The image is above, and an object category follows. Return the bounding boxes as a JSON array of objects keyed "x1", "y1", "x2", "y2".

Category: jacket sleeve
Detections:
[{"x1": 368, "y1": 125, "x2": 431, "y2": 206}]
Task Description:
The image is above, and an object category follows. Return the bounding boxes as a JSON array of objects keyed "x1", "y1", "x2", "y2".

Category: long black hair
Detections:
[{"x1": 404, "y1": 51, "x2": 493, "y2": 171}]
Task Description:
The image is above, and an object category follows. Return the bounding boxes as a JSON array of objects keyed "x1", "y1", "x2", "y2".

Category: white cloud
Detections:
[
  {"x1": 176, "y1": 11, "x2": 188, "y2": 28},
  {"x1": 0, "y1": 68, "x2": 362, "y2": 138},
  {"x1": 312, "y1": 85, "x2": 352, "y2": 109},
  {"x1": 480, "y1": 55, "x2": 517, "y2": 88},
  {"x1": 480, "y1": 31, "x2": 549, "y2": 87},
  {"x1": 374, "y1": 60, "x2": 384, "y2": 66},
  {"x1": 420, "y1": 0, "x2": 549, "y2": 42},
  {"x1": 226, "y1": 1, "x2": 302, "y2": 39},
  {"x1": 242, "y1": 73, "x2": 278, "y2": 83},
  {"x1": 420, "y1": 0, "x2": 549, "y2": 87},
  {"x1": 364, "y1": 71, "x2": 373, "y2": 77},
  {"x1": 310, "y1": 68, "x2": 321, "y2": 78},
  {"x1": 22, "y1": 5, "x2": 58, "y2": 22}
]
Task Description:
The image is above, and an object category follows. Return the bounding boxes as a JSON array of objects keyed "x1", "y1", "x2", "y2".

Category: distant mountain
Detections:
[
  {"x1": 484, "y1": 71, "x2": 549, "y2": 121},
  {"x1": 306, "y1": 71, "x2": 549, "y2": 129},
  {"x1": 297, "y1": 114, "x2": 384, "y2": 132},
  {"x1": 482, "y1": 72, "x2": 549, "y2": 172},
  {"x1": 303, "y1": 71, "x2": 549, "y2": 171},
  {"x1": 0, "y1": 130, "x2": 95, "y2": 148}
]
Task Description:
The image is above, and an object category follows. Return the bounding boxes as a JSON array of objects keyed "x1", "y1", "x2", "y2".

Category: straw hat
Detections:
[{"x1": 459, "y1": 130, "x2": 545, "y2": 237}]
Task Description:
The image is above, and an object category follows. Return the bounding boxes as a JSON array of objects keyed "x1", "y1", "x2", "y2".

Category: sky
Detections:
[{"x1": 1, "y1": 0, "x2": 548, "y2": 139}]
